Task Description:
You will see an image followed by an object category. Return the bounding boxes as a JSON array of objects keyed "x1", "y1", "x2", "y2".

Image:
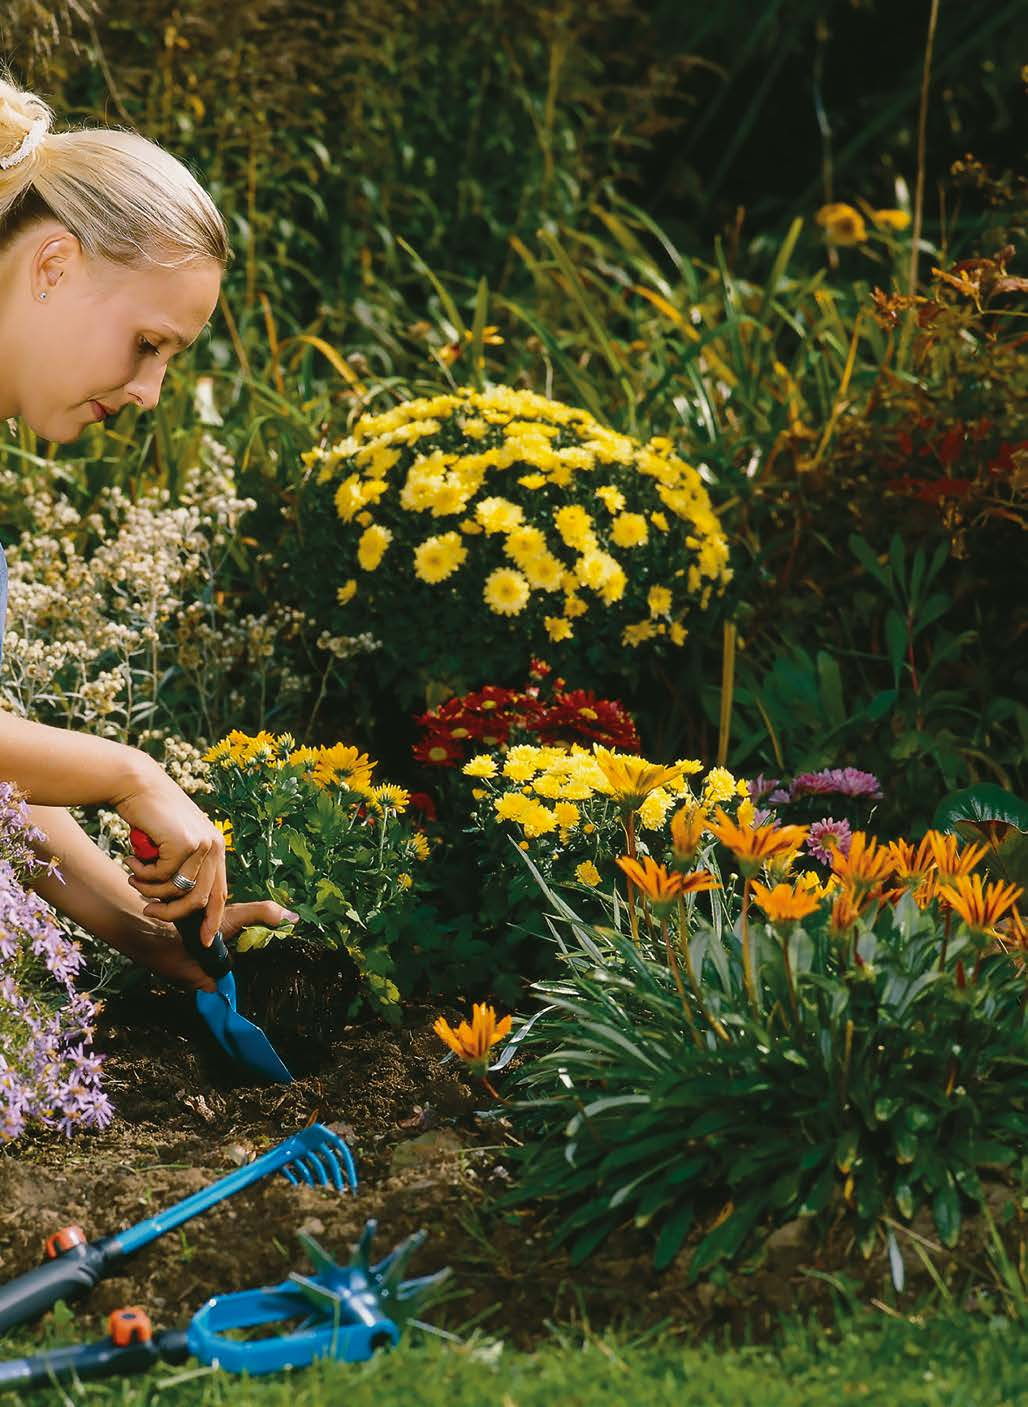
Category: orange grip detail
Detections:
[
  {"x1": 44, "y1": 1224, "x2": 86, "y2": 1259},
  {"x1": 109, "y1": 1307, "x2": 153, "y2": 1346}
]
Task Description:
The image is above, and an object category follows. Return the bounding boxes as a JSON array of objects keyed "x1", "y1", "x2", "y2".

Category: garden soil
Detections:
[{"x1": 0, "y1": 977, "x2": 1019, "y2": 1350}]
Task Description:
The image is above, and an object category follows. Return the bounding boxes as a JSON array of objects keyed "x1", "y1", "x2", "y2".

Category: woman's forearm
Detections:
[
  {"x1": 26, "y1": 803, "x2": 175, "y2": 953},
  {"x1": 0, "y1": 711, "x2": 153, "y2": 807}
]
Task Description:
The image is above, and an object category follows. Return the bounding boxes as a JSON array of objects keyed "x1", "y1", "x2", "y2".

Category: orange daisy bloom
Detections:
[
  {"x1": 434, "y1": 1003, "x2": 512, "y2": 1067},
  {"x1": 829, "y1": 832, "x2": 893, "y2": 894},
  {"x1": 705, "y1": 807, "x2": 808, "y2": 878},
  {"x1": 670, "y1": 804, "x2": 708, "y2": 868},
  {"x1": 885, "y1": 835, "x2": 937, "y2": 908},
  {"x1": 750, "y1": 880, "x2": 822, "y2": 925},
  {"x1": 926, "y1": 831, "x2": 989, "y2": 885},
  {"x1": 938, "y1": 874, "x2": 1023, "y2": 937},
  {"x1": 616, "y1": 855, "x2": 719, "y2": 911}
]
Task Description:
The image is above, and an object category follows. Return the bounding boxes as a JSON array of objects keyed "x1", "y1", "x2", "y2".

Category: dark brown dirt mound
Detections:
[{"x1": 1, "y1": 983, "x2": 1018, "y2": 1349}]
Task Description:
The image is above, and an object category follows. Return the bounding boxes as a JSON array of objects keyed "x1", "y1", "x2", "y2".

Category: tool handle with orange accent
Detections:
[
  {"x1": 0, "y1": 1312, "x2": 188, "y2": 1389},
  {"x1": 128, "y1": 828, "x2": 232, "y2": 980},
  {"x1": 0, "y1": 1234, "x2": 124, "y2": 1334}
]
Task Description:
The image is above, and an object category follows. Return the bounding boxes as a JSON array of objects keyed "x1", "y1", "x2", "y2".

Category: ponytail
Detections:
[{"x1": 0, "y1": 64, "x2": 231, "y2": 270}]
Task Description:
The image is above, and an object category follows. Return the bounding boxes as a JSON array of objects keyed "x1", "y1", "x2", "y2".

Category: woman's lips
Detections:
[{"x1": 90, "y1": 400, "x2": 111, "y2": 421}]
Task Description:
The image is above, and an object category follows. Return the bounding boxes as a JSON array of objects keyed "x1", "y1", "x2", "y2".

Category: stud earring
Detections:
[{"x1": 38, "y1": 291, "x2": 47, "y2": 301}]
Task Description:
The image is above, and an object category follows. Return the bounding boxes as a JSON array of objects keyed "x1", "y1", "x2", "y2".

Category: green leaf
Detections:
[
  {"x1": 654, "y1": 1202, "x2": 694, "y2": 1271},
  {"x1": 932, "y1": 1178, "x2": 961, "y2": 1248}
]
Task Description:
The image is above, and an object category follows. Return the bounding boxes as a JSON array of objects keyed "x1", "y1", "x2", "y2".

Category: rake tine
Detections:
[
  {"x1": 281, "y1": 1165, "x2": 300, "y2": 1187},
  {"x1": 303, "y1": 1151, "x2": 330, "y2": 1187},
  {"x1": 290, "y1": 1159, "x2": 316, "y2": 1187},
  {"x1": 319, "y1": 1130, "x2": 359, "y2": 1191},
  {"x1": 319, "y1": 1144, "x2": 346, "y2": 1193}
]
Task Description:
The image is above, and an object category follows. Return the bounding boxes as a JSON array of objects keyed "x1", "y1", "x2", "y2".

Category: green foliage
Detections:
[
  {"x1": 204, "y1": 731, "x2": 427, "y2": 1018},
  {"x1": 503, "y1": 865, "x2": 1028, "y2": 1273}
]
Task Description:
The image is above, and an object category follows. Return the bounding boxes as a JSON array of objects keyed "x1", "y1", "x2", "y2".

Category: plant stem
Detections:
[
  {"x1": 676, "y1": 896, "x2": 730, "y2": 1042},
  {"x1": 908, "y1": 0, "x2": 940, "y2": 296},
  {"x1": 623, "y1": 808, "x2": 641, "y2": 945},
  {"x1": 662, "y1": 915, "x2": 702, "y2": 1049},
  {"x1": 780, "y1": 926, "x2": 800, "y2": 1025},
  {"x1": 741, "y1": 877, "x2": 760, "y2": 1016},
  {"x1": 939, "y1": 906, "x2": 952, "y2": 971}
]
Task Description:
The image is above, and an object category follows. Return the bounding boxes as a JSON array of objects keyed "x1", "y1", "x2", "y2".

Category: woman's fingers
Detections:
[
  {"x1": 139, "y1": 832, "x2": 227, "y2": 946},
  {"x1": 219, "y1": 900, "x2": 299, "y2": 938}
]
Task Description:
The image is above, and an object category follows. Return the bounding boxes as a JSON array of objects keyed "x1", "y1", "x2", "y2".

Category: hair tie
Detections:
[{"x1": 0, "y1": 116, "x2": 48, "y2": 171}]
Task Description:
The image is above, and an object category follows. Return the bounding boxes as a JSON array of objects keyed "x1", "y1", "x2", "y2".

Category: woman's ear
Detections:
[{"x1": 31, "y1": 227, "x2": 81, "y2": 298}]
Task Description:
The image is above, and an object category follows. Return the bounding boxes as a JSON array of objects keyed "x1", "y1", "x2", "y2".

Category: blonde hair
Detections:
[{"x1": 0, "y1": 66, "x2": 231, "y2": 270}]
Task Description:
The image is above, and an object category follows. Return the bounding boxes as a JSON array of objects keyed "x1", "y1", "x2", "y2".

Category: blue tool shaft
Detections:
[{"x1": 117, "y1": 1140, "x2": 311, "y2": 1255}]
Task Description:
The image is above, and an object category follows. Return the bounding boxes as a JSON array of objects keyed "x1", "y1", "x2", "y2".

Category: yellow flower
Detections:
[
  {"x1": 484, "y1": 567, "x2": 530, "y2": 616},
  {"x1": 522, "y1": 555, "x2": 564, "y2": 591},
  {"x1": 433, "y1": 1002, "x2": 512, "y2": 1067},
  {"x1": 622, "y1": 621, "x2": 655, "y2": 648},
  {"x1": 411, "y1": 832, "x2": 431, "y2": 861},
  {"x1": 214, "y1": 817, "x2": 234, "y2": 851},
  {"x1": 870, "y1": 208, "x2": 910, "y2": 232},
  {"x1": 926, "y1": 831, "x2": 989, "y2": 886},
  {"x1": 398, "y1": 872, "x2": 413, "y2": 891},
  {"x1": 357, "y1": 523, "x2": 393, "y2": 571},
  {"x1": 554, "y1": 505, "x2": 597, "y2": 551},
  {"x1": 463, "y1": 754, "x2": 498, "y2": 778},
  {"x1": 373, "y1": 783, "x2": 410, "y2": 813},
  {"x1": 334, "y1": 474, "x2": 367, "y2": 522},
  {"x1": 544, "y1": 615, "x2": 573, "y2": 642},
  {"x1": 576, "y1": 859, "x2": 602, "y2": 887},
  {"x1": 939, "y1": 874, "x2": 1023, "y2": 937},
  {"x1": 701, "y1": 767, "x2": 738, "y2": 805},
  {"x1": 611, "y1": 512, "x2": 649, "y2": 548},
  {"x1": 750, "y1": 880, "x2": 821, "y2": 925},
  {"x1": 593, "y1": 746, "x2": 687, "y2": 811},
  {"x1": 647, "y1": 585, "x2": 672, "y2": 617},
  {"x1": 413, "y1": 531, "x2": 467, "y2": 583},
  {"x1": 494, "y1": 792, "x2": 534, "y2": 822},
  {"x1": 650, "y1": 511, "x2": 669, "y2": 532},
  {"x1": 815, "y1": 202, "x2": 868, "y2": 246},
  {"x1": 595, "y1": 485, "x2": 625, "y2": 513},
  {"x1": 564, "y1": 593, "x2": 588, "y2": 619},
  {"x1": 518, "y1": 472, "x2": 547, "y2": 489},
  {"x1": 669, "y1": 622, "x2": 687, "y2": 646},
  {"x1": 336, "y1": 578, "x2": 358, "y2": 606},
  {"x1": 475, "y1": 496, "x2": 524, "y2": 534},
  {"x1": 639, "y1": 789, "x2": 674, "y2": 829},
  {"x1": 553, "y1": 800, "x2": 580, "y2": 828},
  {"x1": 829, "y1": 832, "x2": 894, "y2": 895}
]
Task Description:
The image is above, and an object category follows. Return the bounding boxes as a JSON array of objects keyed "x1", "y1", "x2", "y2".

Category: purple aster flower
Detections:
[
  {"x1": 790, "y1": 767, "x2": 883, "y2": 800},
  {"x1": 747, "y1": 774, "x2": 782, "y2": 804},
  {"x1": 807, "y1": 817, "x2": 853, "y2": 865}
]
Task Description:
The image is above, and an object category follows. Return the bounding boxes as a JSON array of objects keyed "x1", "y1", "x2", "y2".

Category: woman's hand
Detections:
[
  {"x1": 117, "y1": 758, "x2": 230, "y2": 946},
  {"x1": 134, "y1": 900, "x2": 299, "y2": 993}
]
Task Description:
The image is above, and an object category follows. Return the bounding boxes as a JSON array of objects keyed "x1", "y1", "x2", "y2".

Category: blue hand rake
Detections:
[{"x1": 0, "y1": 1124, "x2": 357, "y2": 1335}]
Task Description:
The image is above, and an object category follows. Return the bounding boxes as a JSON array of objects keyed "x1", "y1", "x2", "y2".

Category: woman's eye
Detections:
[{"x1": 139, "y1": 337, "x2": 161, "y2": 357}]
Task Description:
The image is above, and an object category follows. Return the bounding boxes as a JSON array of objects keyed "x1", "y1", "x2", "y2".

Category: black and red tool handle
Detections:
[
  {"x1": 0, "y1": 1230, "x2": 125, "y2": 1335},
  {"x1": 128, "y1": 828, "x2": 232, "y2": 981},
  {"x1": 0, "y1": 1307, "x2": 189, "y2": 1389}
]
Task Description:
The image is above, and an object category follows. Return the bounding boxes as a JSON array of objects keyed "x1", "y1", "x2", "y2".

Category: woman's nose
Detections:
[{"x1": 124, "y1": 360, "x2": 168, "y2": 412}]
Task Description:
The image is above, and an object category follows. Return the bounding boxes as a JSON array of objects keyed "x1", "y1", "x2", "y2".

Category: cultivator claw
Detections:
[{"x1": 0, "y1": 1220, "x2": 450, "y2": 1390}]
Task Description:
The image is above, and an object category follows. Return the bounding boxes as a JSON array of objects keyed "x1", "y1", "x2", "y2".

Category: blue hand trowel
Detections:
[{"x1": 130, "y1": 829, "x2": 292, "y2": 1085}]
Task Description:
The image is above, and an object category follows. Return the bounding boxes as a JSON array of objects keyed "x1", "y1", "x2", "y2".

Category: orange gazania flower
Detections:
[
  {"x1": 829, "y1": 890, "x2": 864, "y2": 934},
  {"x1": 706, "y1": 807, "x2": 808, "y2": 878},
  {"x1": 670, "y1": 804, "x2": 707, "y2": 868},
  {"x1": 434, "y1": 1003, "x2": 512, "y2": 1067},
  {"x1": 615, "y1": 855, "x2": 720, "y2": 910},
  {"x1": 829, "y1": 832, "x2": 893, "y2": 894},
  {"x1": 926, "y1": 831, "x2": 989, "y2": 885},
  {"x1": 938, "y1": 874, "x2": 1023, "y2": 937},
  {"x1": 886, "y1": 835, "x2": 937, "y2": 908},
  {"x1": 593, "y1": 746, "x2": 687, "y2": 811},
  {"x1": 750, "y1": 880, "x2": 821, "y2": 925}
]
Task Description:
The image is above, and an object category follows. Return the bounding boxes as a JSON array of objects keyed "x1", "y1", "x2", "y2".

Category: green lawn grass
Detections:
[{"x1": 4, "y1": 1308, "x2": 1027, "y2": 1406}]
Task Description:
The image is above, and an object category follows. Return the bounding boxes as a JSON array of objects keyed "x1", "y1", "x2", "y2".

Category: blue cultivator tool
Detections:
[
  {"x1": 0, "y1": 1124, "x2": 357, "y2": 1335},
  {"x1": 130, "y1": 828, "x2": 292, "y2": 1085},
  {"x1": 0, "y1": 1221, "x2": 450, "y2": 1390}
]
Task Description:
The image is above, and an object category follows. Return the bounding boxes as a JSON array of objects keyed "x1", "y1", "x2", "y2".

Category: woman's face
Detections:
[{"x1": 8, "y1": 223, "x2": 222, "y2": 442}]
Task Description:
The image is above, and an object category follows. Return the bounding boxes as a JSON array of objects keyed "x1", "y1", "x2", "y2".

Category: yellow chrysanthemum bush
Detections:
[
  {"x1": 202, "y1": 730, "x2": 430, "y2": 1020},
  {"x1": 299, "y1": 386, "x2": 731, "y2": 705}
]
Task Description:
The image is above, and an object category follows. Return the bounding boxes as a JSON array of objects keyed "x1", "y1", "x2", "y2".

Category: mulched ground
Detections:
[{"x1": 1, "y1": 974, "x2": 1018, "y2": 1350}]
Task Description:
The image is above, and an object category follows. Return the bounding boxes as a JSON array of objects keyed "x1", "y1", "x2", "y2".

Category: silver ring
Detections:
[{"x1": 171, "y1": 872, "x2": 197, "y2": 892}]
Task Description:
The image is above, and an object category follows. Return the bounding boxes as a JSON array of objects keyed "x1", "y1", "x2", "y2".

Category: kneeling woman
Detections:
[{"x1": 0, "y1": 69, "x2": 295, "y2": 991}]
